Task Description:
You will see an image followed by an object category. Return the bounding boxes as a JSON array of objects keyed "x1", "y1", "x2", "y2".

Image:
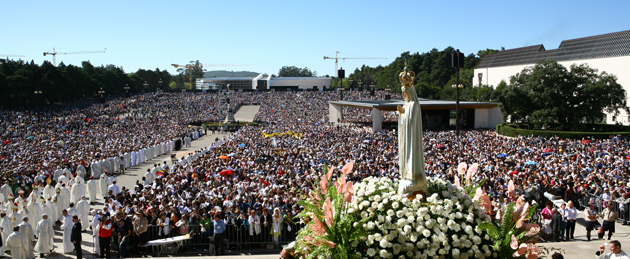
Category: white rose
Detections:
[
  {"x1": 374, "y1": 233, "x2": 382, "y2": 241},
  {"x1": 452, "y1": 248, "x2": 461, "y2": 258},
  {"x1": 392, "y1": 201, "x2": 400, "y2": 209},
  {"x1": 373, "y1": 195, "x2": 381, "y2": 202},
  {"x1": 422, "y1": 229, "x2": 431, "y2": 237},
  {"x1": 378, "y1": 214, "x2": 385, "y2": 223},
  {"x1": 367, "y1": 248, "x2": 376, "y2": 257},
  {"x1": 380, "y1": 238, "x2": 389, "y2": 248},
  {"x1": 473, "y1": 236, "x2": 481, "y2": 245},
  {"x1": 393, "y1": 243, "x2": 402, "y2": 254},
  {"x1": 361, "y1": 211, "x2": 368, "y2": 219},
  {"x1": 410, "y1": 232, "x2": 418, "y2": 242},
  {"x1": 378, "y1": 203, "x2": 385, "y2": 211},
  {"x1": 396, "y1": 210, "x2": 404, "y2": 218},
  {"x1": 367, "y1": 221, "x2": 375, "y2": 230},
  {"x1": 401, "y1": 197, "x2": 410, "y2": 206}
]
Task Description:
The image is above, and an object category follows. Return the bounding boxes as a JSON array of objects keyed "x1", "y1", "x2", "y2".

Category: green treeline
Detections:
[
  {"x1": 0, "y1": 60, "x2": 171, "y2": 107},
  {"x1": 341, "y1": 47, "x2": 500, "y2": 101}
]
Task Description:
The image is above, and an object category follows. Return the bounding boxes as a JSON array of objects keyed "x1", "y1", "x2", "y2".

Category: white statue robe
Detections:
[
  {"x1": 70, "y1": 183, "x2": 86, "y2": 204},
  {"x1": 91, "y1": 215, "x2": 101, "y2": 255},
  {"x1": 76, "y1": 200, "x2": 90, "y2": 230},
  {"x1": 0, "y1": 184, "x2": 12, "y2": 200},
  {"x1": 35, "y1": 219, "x2": 54, "y2": 254},
  {"x1": 60, "y1": 214, "x2": 73, "y2": 253},
  {"x1": 86, "y1": 180, "x2": 97, "y2": 203},
  {"x1": 0, "y1": 216, "x2": 13, "y2": 251},
  {"x1": 18, "y1": 221, "x2": 35, "y2": 259},
  {"x1": 6, "y1": 231, "x2": 28, "y2": 259},
  {"x1": 99, "y1": 174, "x2": 108, "y2": 198},
  {"x1": 397, "y1": 85, "x2": 428, "y2": 195}
]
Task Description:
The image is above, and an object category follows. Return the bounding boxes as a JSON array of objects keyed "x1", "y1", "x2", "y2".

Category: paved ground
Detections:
[{"x1": 233, "y1": 106, "x2": 259, "y2": 122}]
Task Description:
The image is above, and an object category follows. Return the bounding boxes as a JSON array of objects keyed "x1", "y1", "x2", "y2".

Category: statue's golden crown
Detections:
[{"x1": 398, "y1": 65, "x2": 415, "y2": 88}]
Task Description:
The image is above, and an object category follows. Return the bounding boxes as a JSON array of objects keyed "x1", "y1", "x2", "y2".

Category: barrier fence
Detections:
[{"x1": 111, "y1": 222, "x2": 305, "y2": 255}]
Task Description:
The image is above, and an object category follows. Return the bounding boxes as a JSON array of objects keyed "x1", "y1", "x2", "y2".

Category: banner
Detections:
[{"x1": 261, "y1": 131, "x2": 303, "y2": 139}]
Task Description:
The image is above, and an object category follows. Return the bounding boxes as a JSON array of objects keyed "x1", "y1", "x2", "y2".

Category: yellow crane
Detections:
[
  {"x1": 43, "y1": 47, "x2": 106, "y2": 66},
  {"x1": 323, "y1": 51, "x2": 387, "y2": 77},
  {"x1": 171, "y1": 62, "x2": 253, "y2": 88}
]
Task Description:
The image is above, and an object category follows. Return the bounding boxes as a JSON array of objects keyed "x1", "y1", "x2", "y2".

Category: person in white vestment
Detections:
[
  {"x1": 60, "y1": 209, "x2": 74, "y2": 253},
  {"x1": 76, "y1": 196, "x2": 90, "y2": 231},
  {"x1": 6, "y1": 226, "x2": 28, "y2": 259},
  {"x1": 9, "y1": 205, "x2": 23, "y2": 227},
  {"x1": 60, "y1": 184, "x2": 71, "y2": 210},
  {"x1": 18, "y1": 217, "x2": 35, "y2": 259},
  {"x1": 0, "y1": 181, "x2": 12, "y2": 200},
  {"x1": 0, "y1": 211, "x2": 11, "y2": 255},
  {"x1": 70, "y1": 177, "x2": 86, "y2": 204},
  {"x1": 90, "y1": 210, "x2": 101, "y2": 256},
  {"x1": 42, "y1": 184, "x2": 54, "y2": 202},
  {"x1": 35, "y1": 214, "x2": 54, "y2": 258},
  {"x1": 86, "y1": 177, "x2": 98, "y2": 205},
  {"x1": 99, "y1": 174, "x2": 109, "y2": 199},
  {"x1": 76, "y1": 164, "x2": 87, "y2": 179},
  {"x1": 67, "y1": 203, "x2": 78, "y2": 218}
]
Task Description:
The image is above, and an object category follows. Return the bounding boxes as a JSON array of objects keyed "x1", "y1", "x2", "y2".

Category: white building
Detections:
[
  {"x1": 196, "y1": 74, "x2": 332, "y2": 91},
  {"x1": 473, "y1": 30, "x2": 630, "y2": 124}
]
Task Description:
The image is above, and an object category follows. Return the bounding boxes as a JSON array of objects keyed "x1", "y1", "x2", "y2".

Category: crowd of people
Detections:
[{"x1": 0, "y1": 90, "x2": 629, "y2": 258}]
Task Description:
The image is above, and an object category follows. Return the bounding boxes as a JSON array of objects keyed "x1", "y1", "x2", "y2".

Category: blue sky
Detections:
[{"x1": 2, "y1": 0, "x2": 628, "y2": 77}]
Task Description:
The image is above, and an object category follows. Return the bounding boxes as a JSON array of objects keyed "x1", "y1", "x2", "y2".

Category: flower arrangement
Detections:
[
  {"x1": 478, "y1": 199, "x2": 541, "y2": 259},
  {"x1": 293, "y1": 162, "x2": 546, "y2": 259}
]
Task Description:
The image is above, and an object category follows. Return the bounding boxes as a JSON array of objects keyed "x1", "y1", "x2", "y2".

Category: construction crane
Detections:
[
  {"x1": 323, "y1": 51, "x2": 387, "y2": 77},
  {"x1": 171, "y1": 62, "x2": 253, "y2": 88},
  {"x1": 43, "y1": 47, "x2": 106, "y2": 66}
]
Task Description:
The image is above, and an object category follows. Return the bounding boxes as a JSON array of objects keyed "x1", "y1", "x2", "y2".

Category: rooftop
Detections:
[
  {"x1": 478, "y1": 30, "x2": 630, "y2": 68},
  {"x1": 330, "y1": 98, "x2": 498, "y2": 111}
]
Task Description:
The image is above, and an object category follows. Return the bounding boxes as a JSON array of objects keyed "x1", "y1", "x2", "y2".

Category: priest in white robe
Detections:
[
  {"x1": 35, "y1": 214, "x2": 54, "y2": 257},
  {"x1": 90, "y1": 211, "x2": 101, "y2": 256},
  {"x1": 60, "y1": 184, "x2": 71, "y2": 210},
  {"x1": 67, "y1": 203, "x2": 78, "y2": 217},
  {"x1": 8, "y1": 206, "x2": 23, "y2": 227},
  {"x1": 27, "y1": 198, "x2": 42, "y2": 230},
  {"x1": 6, "y1": 226, "x2": 28, "y2": 259},
  {"x1": 0, "y1": 181, "x2": 12, "y2": 200},
  {"x1": 42, "y1": 184, "x2": 54, "y2": 202},
  {"x1": 59, "y1": 209, "x2": 74, "y2": 253},
  {"x1": 70, "y1": 178, "x2": 86, "y2": 204},
  {"x1": 99, "y1": 174, "x2": 109, "y2": 198},
  {"x1": 76, "y1": 196, "x2": 90, "y2": 231},
  {"x1": 0, "y1": 211, "x2": 11, "y2": 254},
  {"x1": 17, "y1": 217, "x2": 35, "y2": 259},
  {"x1": 86, "y1": 177, "x2": 98, "y2": 204},
  {"x1": 76, "y1": 164, "x2": 87, "y2": 179}
]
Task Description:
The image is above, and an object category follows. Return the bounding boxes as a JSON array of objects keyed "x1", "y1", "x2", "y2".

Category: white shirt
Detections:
[
  {"x1": 108, "y1": 184, "x2": 121, "y2": 196},
  {"x1": 564, "y1": 206, "x2": 578, "y2": 221},
  {"x1": 596, "y1": 250, "x2": 630, "y2": 259}
]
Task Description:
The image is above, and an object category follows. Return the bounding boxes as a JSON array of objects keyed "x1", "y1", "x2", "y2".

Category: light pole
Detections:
[
  {"x1": 358, "y1": 81, "x2": 363, "y2": 91},
  {"x1": 143, "y1": 81, "x2": 149, "y2": 94},
  {"x1": 34, "y1": 90, "x2": 42, "y2": 108},
  {"x1": 158, "y1": 78, "x2": 163, "y2": 94},
  {"x1": 452, "y1": 49, "x2": 464, "y2": 138},
  {"x1": 348, "y1": 79, "x2": 353, "y2": 90},
  {"x1": 124, "y1": 84, "x2": 130, "y2": 98},
  {"x1": 98, "y1": 87, "x2": 105, "y2": 111},
  {"x1": 370, "y1": 82, "x2": 375, "y2": 96}
]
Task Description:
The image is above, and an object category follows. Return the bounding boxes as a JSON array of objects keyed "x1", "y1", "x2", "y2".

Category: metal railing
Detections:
[{"x1": 125, "y1": 222, "x2": 305, "y2": 253}]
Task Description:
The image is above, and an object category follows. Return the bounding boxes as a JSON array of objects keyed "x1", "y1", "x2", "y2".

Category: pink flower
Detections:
[
  {"x1": 324, "y1": 198, "x2": 334, "y2": 227},
  {"x1": 310, "y1": 216, "x2": 326, "y2": 235},
  {"x1": 454, "y1": 175, "x2": 461, "y2": 187},
  {"x1": 523, "y1": 223, "x2": 540, "y2": 237},
  {"x1": 513, "y1": 243, "x2": 528, "y2": 257},
  {"x1": 526, "y1": 243, "x2": 541, "y2": 259},
  {"x1": 457, "y1": 162, "x2": 467, "y2": 175},
  {"x1": 466, "y1": 163, "x2": 478, "y2": 185},
  {"x1": 473, "y1": 188, "x2": 492, "y2": 212},
  {"x1": 508, "y1": 180, "x2": 516, "y2": 201},
  {"x1": 344, "y1": 181, "x2": 354, "y2": 203},
  {"x1": 510, "y1": 234, "x2": 519, "y2": 250},
  {"x1": 320, "y1": 175, "x2": 328, "y2": 195},
  {"x1": 341, "y1": 162, "x2": 353, "y2": 175},
  {"x1": 514, "y1": 202, "x2": 530, "y2": 228}
]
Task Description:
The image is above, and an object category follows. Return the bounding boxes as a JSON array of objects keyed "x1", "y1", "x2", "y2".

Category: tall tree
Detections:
[
  {"x1": 278, "y1": 66, "x2": 317, "y2": 77},
  {"x1": 500, "y1": 60, "x2": 628, "y2": 129}
]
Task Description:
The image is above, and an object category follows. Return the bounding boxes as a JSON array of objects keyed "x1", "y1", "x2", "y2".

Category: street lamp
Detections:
[
  {"x1": 348, "y1": 79, "x2": 353, "y2": 90},
  {"x1": 98, "y1": 87, "x2": 105, "y2": 110},
  {"x1": 370, "y1": 82, "x2": 375, "y2": 96},
  {"x1": 124, "y1": 84, "x2": 130, "y2": 97},
  {"x1": 158, "y1": 78, "x2": 163, "y2": 94},
  {"x1": 143, "y1": 81, "x2": 148, "y2": 93},
  {"x1": 452, "y1": 83, "x2": 464, "y2": 137},
  {"x1": 34, "y1": 90, "x2": 42, "y2": 107},
  {"x1": 358, "y1": 81, "x2": 363, "y2": 91}
]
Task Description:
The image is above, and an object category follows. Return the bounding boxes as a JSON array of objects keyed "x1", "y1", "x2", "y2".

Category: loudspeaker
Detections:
[
  {"x1": 338, "y1": 69, "x2": 345, "y2": 79},
  {"x1": 452, "y1": 52, "x2": 465, "y2": 68}
]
